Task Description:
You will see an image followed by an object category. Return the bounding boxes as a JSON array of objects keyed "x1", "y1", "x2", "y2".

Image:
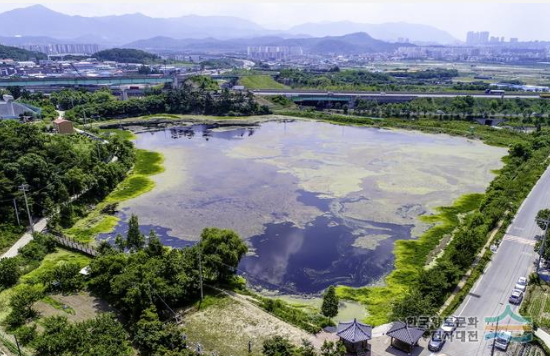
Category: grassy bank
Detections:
[
  {"x1": 65, "y1": 148, "x2": 164, "y2": 243},
  {"x1": 239, "y1": 75, "x2": 289, "y2": 89},
  {"x1": 337, "y1": 194, "x2": 485, "y2": 325}
]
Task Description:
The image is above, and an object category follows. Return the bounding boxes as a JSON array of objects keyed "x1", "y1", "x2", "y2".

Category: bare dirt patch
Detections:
[
  {"x1": 34, "y1": 291, "x2": 114, "y2": 323},
  {"x1": 182, "y1": 294, "x2": 315, "y2": 356}
]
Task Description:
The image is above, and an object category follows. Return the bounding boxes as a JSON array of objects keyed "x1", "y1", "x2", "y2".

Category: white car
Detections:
[
  {"x1": 441, "y1": 316, "x2": 458, "y2": 333},
  {"x1": 494, "y1": 332, "x2": 512, "y2": 350},
  {"x1": 515, "y1": 277, "x2": 527, "y2": 292}
]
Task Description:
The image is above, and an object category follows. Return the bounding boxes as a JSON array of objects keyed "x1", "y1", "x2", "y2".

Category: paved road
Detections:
[
  {"x1": 252, "y1": 89, "x2": 542, "y2": 100},
  {"x1": 435, "y1": 164, "x2": 550, "y2": 356},
  {"x1": 0, "y1": 218, "x2": 48, "y2": 259}
]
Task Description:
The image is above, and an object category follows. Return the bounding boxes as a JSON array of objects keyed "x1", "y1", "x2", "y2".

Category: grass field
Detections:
[
  {"x1": 99, "y1": 128, "x2": 137, "y2": 141},
  {"x1": 239, "y1": 75, "x2": 289, "y2": 89},
  {"x1": 20, "y1": 248, "x2": 91, "y2": 284},
  {"x1": 65, "y1": 149, "x2": 164, "y2": 243},
  {"x1": 521, "y1": 279, "x2": 550, "y2": 329}
]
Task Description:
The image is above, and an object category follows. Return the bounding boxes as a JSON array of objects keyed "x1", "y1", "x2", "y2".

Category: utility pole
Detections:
[
  {"x1": 13, "y1": 198, "x2": 20, "y2": 226},
  {"x1": 19, "y1": 184, "x2": 34, "y2": 233},
  {"x1": 198, "y1": 250, "x2": 204, "y2": 302},
  {"x1": 491, "y1": 320, "x2": 499, "y2": 356},
  {"x1": 14, "y1": 334, "x2": 22, "y2": 356},
  {"x1": 537, "y1": 217, "x2": 550, "y2": 273}
]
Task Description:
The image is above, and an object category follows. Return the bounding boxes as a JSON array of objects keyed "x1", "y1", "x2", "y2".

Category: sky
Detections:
[{"x1": 2, "y1": 2, "x2": 550, "y2": 41}]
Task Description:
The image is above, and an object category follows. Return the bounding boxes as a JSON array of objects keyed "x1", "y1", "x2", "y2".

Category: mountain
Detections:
[
  {"x1": 289, "y1": 21, "x2": 458, "y2": 44},
  {"x1": 125, "y1": 32, "x2": 411, "y2": 55},
  {"x1": 0, "y1": 5, "x2": 270, "y2": 45},
  {"x1": 0, "y1": 5, "x2": 457, "y2": 46},
  {"x1": 0, "y1": 44, "x2": 47, "y2": 61}
]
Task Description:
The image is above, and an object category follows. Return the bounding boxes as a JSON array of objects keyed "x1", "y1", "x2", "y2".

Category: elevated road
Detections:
[
  {"x1": 251, "y1": 89, "x2": 542, "y2": 100},
  {"x1": 438, "y1": 163, "x2": 550, "y2": 356}
]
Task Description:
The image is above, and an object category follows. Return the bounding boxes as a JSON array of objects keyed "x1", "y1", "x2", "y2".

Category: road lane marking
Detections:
[{"x1": 502, "y1": 234, "x2": 536, "y2": 246}]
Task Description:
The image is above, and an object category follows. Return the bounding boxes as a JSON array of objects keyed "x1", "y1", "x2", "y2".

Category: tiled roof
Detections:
[
  {"x1": 337, "y1": 319, "x2": 372, "y2": 343},
  {"x1": 386, "y1": 321, "x2": 425, "y2": 346}
]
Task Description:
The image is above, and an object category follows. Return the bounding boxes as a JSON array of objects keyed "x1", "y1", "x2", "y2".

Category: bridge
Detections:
[
  {"x1": 251, "y1": 89, "x2": 543, "y2": 101},
  {"x1": 0, "y1": 76, "x2": 174, "y2": 88}
]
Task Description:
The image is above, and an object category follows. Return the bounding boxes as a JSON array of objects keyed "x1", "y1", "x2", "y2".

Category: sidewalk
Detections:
[{"x1": 0, "y1": 218, "x2": 48, "y2": 259}]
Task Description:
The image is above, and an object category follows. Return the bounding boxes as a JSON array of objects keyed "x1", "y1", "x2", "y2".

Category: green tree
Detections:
[
  {"x1": 536, "y1": 209, "x2": 550, "y2": 230},
  {"x1": 7, "y1": 284, "x2": 43, "y2": 327},
  {"x1": 262, "y1": 336, "x2": 295, "y2": 356},
  {"x1": 391, "y1": 288, "x2": 436, "y2": 322},
  {"x1": 146, "y1": 230, "x2": 164, "y2": 257},
  {"x1": 321, "y1": 286, "x2": 339, "y2": 319},
  {"x1": 320, "y1": 340, "x2": 346, "y2": 356},
  {"x1": 199, "y1": 227, "x2": 248, "y2": 282},
  {"x1": 127, "y1": 214, "x2": 145, "y2": 251},
  {"x1": 0, "y1": 257, "x2": 20, "y2": 290}
]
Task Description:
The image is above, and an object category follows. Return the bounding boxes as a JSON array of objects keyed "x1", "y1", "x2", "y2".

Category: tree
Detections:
[
  {"x1": 391, "y1": 288, "x2": 436, "y2": 322},
  {"x1": 126, "y1": 214, "x2": 145, "y2": 251},
  {"x1": 262, "y1": 336, "x2": 295, "y2": 356},
  {"x1": 0, "y1": 257, "x2": 20, "y2": 290},
  {"x1": 7, "y1": 284, "x2": 43, "y2": 327},
  {"x1": 536, "y1": 209, "x2": 550, "y2": 230},
  {"x1": 199, "y1": 227, "x2": 248, "y2": 282},
  {"x1": 320, "y1": 340, "x2": 346, "y2": 356},
  {"x1": 321, "y1": 286, "x2": 339, "y2": 319},
  {"x1": 146, "y1": 230, "x2": 164, "y2": 257}
]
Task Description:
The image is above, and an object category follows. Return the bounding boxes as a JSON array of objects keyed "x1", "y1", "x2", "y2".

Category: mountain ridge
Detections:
[{"x1": 0, "y1": 5, "x2": 458, "y2": 45}]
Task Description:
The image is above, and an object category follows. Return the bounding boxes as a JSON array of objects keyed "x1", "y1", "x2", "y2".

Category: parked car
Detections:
[
  {"x1": 441, "y1": 316, "x2": 458, "y2": 333},
  {"x1": 494, "y1": 332, "x2": 512, "y2": 350},
  {"x1": 515, "y1": 277, "x2": 527, "y2": 292},
  {"x1": 509, "y1": 289, "x2": 523, "y2": 304},
  {"x1": 428, "y1": 329, "x2": 447, "y2": 352}
]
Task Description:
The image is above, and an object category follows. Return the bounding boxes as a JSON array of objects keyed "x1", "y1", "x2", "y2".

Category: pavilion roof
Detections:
[
  {"x1": 386, "y1": 321, "x2": 425, "y2": 346},
  {"x1": 337, "y1": 319, "x2": 372, "y2": 343}
]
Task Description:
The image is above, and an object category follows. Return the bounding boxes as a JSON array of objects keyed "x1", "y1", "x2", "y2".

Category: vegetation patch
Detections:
[
  {"x1": 99, "y1": 129, "x2": 136, "y2": 141},
  {"x1": 520, "y1": 276, "x2": 550, "y2": 330},
  {"x1": 337, "y1": 194, "x2": 484, "y2": 325},
  {"x1": 65, "y1": 149, "x2": 163, "y2": 243},
  {"x1": 41, "y1": 295, "x2": 76, "y2": 315},
  {"x1": 20, "y1": 249, "x2": 90, "y2": 285},
  {"x1": 239, "y1": 75, "x2": 289, "y2": 89}
]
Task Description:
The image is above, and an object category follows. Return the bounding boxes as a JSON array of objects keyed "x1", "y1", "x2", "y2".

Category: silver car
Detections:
[
  {"x1": 509, "y1": 289, "x2": 523, "y2": 304},
  {"x1": 515, "y1": 277, "x2": 527, "y2": 292}
]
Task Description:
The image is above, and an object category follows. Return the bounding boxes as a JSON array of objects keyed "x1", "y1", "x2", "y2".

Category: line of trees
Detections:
[
  {"x1": 353, "y1": 96, "x2": 550, "y2": 123},
  {"x1": 63, "y1": 85, "x2": 270, "y2": 121}
]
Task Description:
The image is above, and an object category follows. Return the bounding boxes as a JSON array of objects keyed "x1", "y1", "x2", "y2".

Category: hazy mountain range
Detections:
[
  {"x1": 0, "y1": 5, "x2": 459, "y2": 46},
  {"x1": 124, "y1": 32, "x2": 412, "y2": 55}
]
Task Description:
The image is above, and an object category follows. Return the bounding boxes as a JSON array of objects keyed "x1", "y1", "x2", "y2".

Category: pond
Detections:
[{"x1": 100, "y1": 119, "x2": 506, "y2": 294}]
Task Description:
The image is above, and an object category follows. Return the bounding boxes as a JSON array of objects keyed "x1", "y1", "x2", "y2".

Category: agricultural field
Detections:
[{"x1": 521, "y1": 279, "x2": 550, "y2": 329}]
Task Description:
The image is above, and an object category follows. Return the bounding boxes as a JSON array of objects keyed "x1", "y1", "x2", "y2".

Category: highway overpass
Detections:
[
  {"x1": 251, "y1": 89, "x2": 543, "y2": 100},
  {"x1": 0, "y1": 76, "x2": 175, "y2": 88}
]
